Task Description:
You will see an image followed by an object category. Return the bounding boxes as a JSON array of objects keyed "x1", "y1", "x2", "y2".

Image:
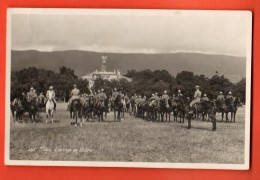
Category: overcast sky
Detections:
[{"x1": 10, "y1": 9, "x2": 251, "y2": 56}]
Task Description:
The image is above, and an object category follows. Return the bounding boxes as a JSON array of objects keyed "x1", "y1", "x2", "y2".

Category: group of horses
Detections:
[
  {"x1": 66, "y1": 93, "x2": 125, "y2": 126},
  {"x1": 10, "y1": 92, "x2": 242, "y2": 130},
  {"x1": 11, "y1": 96, "x2": 55, "y2": 124},
  {"x1": 127, "y1": 96, "x2": 241, "y2": 131}
]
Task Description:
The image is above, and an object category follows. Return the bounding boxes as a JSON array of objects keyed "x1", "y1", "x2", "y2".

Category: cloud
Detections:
[{"x1": 11, "y1": 10, "x2": 251, "y2": 57}]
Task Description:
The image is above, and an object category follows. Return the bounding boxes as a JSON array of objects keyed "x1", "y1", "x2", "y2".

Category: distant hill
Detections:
[{"x1": 11, "y1": 50, "x2": 246, "y2": 83}]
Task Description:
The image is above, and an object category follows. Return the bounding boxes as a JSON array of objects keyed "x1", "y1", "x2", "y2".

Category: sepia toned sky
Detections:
[{"x1": 10, "y1": 9, "x2": 251, "y2": 56}]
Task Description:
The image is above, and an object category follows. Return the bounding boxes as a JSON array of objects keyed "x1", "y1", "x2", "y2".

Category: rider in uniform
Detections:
[
  {"x1": 190, "y1": 85, "x2": 202, "y2": 107},
  {"x1": 97, "y1": 89, "x2": 107, "y2": 107},
  {"x1": 172, "y1": 94, "x2": 177, "y2": 102},
  {"x1": 46, "y1": 86, "x2": 56, "y2": 110},
  {"x1": 162, "y1": 90, "x2": 170, "y2": 107},
  {"x1": 201, "y1": 94, "x2": 209, "y2": 102},
  {"x1": 154, "y1": 92, "x2": 160, "y2": 101},
  {"x1": 67, "y1": 84, "x2": 80, "y2": 110},
  {"x1": 27, "y1": 87, "x2": 37, "y2": 102},
  {"x1": 112, "y1": 88, "x2": 120, "y2": 100},
  {"x1": 226, "y1": 91, "x2": 234, "y2": 101},
  {"x1": 217, "y1": 92, "x2": 225, "y2": 102},
  {"x1": 177, "y1": 90, "x2": 182, "y2": 98},
  {"x1": 80, "y1": 93, "x2": 88, "y2": 105}
]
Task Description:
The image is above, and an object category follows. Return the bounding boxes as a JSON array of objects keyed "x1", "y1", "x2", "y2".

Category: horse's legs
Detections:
[
  {"x1": 118, "y1": 110, "x2": 121, "y2": 121},
  {"x1": 70, "y1": 111, "x2": 73, "y2": 124},
  {"x1": 51, "y1": 110, "x2": 54, "y2": 124},
  {"x1": 212, "y1": 116, "x2": 217, "y2": 131},
  {"x1": 221, "y1": 111, "x2": 224, "y2": 122},
  {"x1": 74, "y1": 112, "x2": 78, "y2": 126},
  {"x1": 187, "y1": 117, "x2": 191, "y2": 129},
  {"x1": 226, "y1": 112, "x2": 229, "y2": 122},
  {"x1": 231, "y1": 112, "x2": 234, "y2": 123},
  {"x1": 161, "y1": 112, "x2": 163, "y2": 122}
]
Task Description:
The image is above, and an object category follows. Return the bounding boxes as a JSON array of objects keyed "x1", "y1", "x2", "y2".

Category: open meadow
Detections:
[{"x1": 9, "y1": 103, "x2": 245, "y2": 164}]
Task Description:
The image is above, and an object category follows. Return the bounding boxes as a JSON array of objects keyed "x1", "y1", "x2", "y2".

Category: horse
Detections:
[
  {"x1": 38, "y1": 96, "x2": 46, "y2": 112},
  {"x1": 170, "y1": 99, "x2": 178, "y2": 122},
  {"x1": 225, "y1": 97, "x2": 240, "y2": 123},
  {"x1": 45, "y1": 99, "x2": 54, "y2": 124},
  {"x1": 28, "y1": 98, "x2": 38, "y2": 123},
  {"x1": 159, "y1": 99, "x2": 172, "y2": 122},
  {"x1": 176, "y1": 97, "x2": 186, "y2": 123},
  {"x1": 113, "y1": 94, "x2": 124, "y2": 121},
  {"x1": 82, "y1": 97, "x2": 95, "y2": 121},
  {"x1": 198, "y1": 101, "x2": 213, "y2": 121},
  {"x1": 70, "y1": 99, "x2": 83, "y2": 126},
  {"x1": 147, "y1": 99, "x2": 160, "y2": 121},
  {"x1": 186, "y1": 100, "x2": 217, "y2": 130},
  {"x1": 139, "y1": 100, "x2": 150, "y2": 120},
  {"x1": 11, "y1": 98, "x2": 24, "y2": 123},
  {"x1": 135, "y1": 101, "x2": 146, "y2": 119},
  {"x1": 95, "y1": 98, "x2": 109, "y2": 122},
  {"x1": 215, "y1": 100, "x2": 227, "y2": 122}
]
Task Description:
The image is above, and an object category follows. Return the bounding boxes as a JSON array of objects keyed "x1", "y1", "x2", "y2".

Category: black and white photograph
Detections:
[{"x1": 5, "y1": 8, "x2": 252, "y2": 169}]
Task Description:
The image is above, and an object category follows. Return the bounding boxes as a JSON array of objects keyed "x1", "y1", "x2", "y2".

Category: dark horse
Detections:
[
  {"x1": 95, "y1": 98, "x2": 109, "y2": 122},
  {"x1": 186, "y1": 100, "x2": 217, "y2": 131},
  {"x1": 225, "y1": 97, "x2": 240, "y2": 123},
  {"x1": 113, "y1": 94, "x2": 124, "y2": 121},
  {"x1": 176, "y1": 97, "x2": 186, "y2": 123},
  {"x1": 82, "y1": 96, "x2": 95, "y2": 121},
  {"x1": 70, "y1": 99, "x2": 83, "y2": 126},
  {"x1": 28, "y1": 98, "x2": 38, "y2": 123},
  {"x1": 159, "y1": 99, "x2": 172, "y2": 122},
  {"x1": 11, "y1": 98, "x2": 24, "y2": 123},
  {"x1": 215, "y1": 100, "x2": 227, "y2": 122},
  {"x1": 37, "y1": 96, "x2": 46, "y2": 112}
]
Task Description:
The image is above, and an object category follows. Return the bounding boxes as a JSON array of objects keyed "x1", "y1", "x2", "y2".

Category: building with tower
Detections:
[{"x1": 81, "y1": 56, "x2": 132, "y2": 83}]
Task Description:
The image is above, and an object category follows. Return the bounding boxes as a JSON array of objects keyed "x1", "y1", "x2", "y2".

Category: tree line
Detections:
[
  {"x1": 11, "y1": 66, "x2": 89, "y2": 102},
  {"x1": 11, "y1": 67, "x2": 246, "y2": 103}
]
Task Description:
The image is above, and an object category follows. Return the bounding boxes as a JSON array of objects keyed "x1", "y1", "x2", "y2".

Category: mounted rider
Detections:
[
  {"x1": 190, "y1": 85, "x2": 202, "y2": 107},
  {"x1": 46, "y1": 86, "x2": 57, "y2": 110},
  {"x1": 112, "y1": 88, "x2": 120, "y2": 100},
  {"x1": 154, "y1": 92, "x2": 160, "y2": 101},
  {"x1": 201, "y1": 94, "x2": 209, "y2": 102},
  {"x1": 21, "y1": 92, "x2": 27, "y2": 102},
  {"x1": 27, "y1": 87, "x2": 38, "y2": 102},
  {"x1": 96, "y1": 88, "x2": 107, "y2": 107},
  {"x1": 80, "y1": 93, "x2": 88, "y2": 105},
  {"x1": 217, "y1": 92, "x2": 225, "y2": 102},
  {"x1": 135, "y1": 95, "x2": 143, "y2": 105},
  {"x1": 161, "y1": 90, "x2": 170, "y2": 108},
  {"x1": 172, "y1": 94, "x2": 177, "y2": 102},
  {"x1": 226, "y1": 91, "x2": 234, "y2": 103},
  {"x1": 226, "y1": 91, "x2": 234, "y2": 99},
  {"x1": 67, "y1": 84, "x2": 81, "y2": 111},
  {"x1": 177, "y1": 90, "x2": 184, "y2": 100}
]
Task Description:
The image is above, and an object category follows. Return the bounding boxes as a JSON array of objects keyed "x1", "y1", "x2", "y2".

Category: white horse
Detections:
[{"x1": 46, "y1": 99, "x2": 54, "y2": 124}]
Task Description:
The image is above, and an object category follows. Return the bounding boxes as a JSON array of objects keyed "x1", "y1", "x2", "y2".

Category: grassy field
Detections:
[{"x1": 9, "y1": 103, "x2": 245, "y2": 164}]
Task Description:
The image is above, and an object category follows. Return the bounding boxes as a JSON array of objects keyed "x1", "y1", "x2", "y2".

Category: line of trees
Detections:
[
  {"x1": 94, "y1": 69, "x2": 246, "y2": 103},
  {"x1": 11, "y1": 66, "x2": 89, "y2": 101},
  {"x1": 11, "y1": 67, "x2": 246, "y2": 103}
]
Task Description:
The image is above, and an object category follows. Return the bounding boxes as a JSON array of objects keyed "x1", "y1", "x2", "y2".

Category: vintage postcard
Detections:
[{"x1": 5, "y1": 8, "x2": 252, "y2": 169}]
